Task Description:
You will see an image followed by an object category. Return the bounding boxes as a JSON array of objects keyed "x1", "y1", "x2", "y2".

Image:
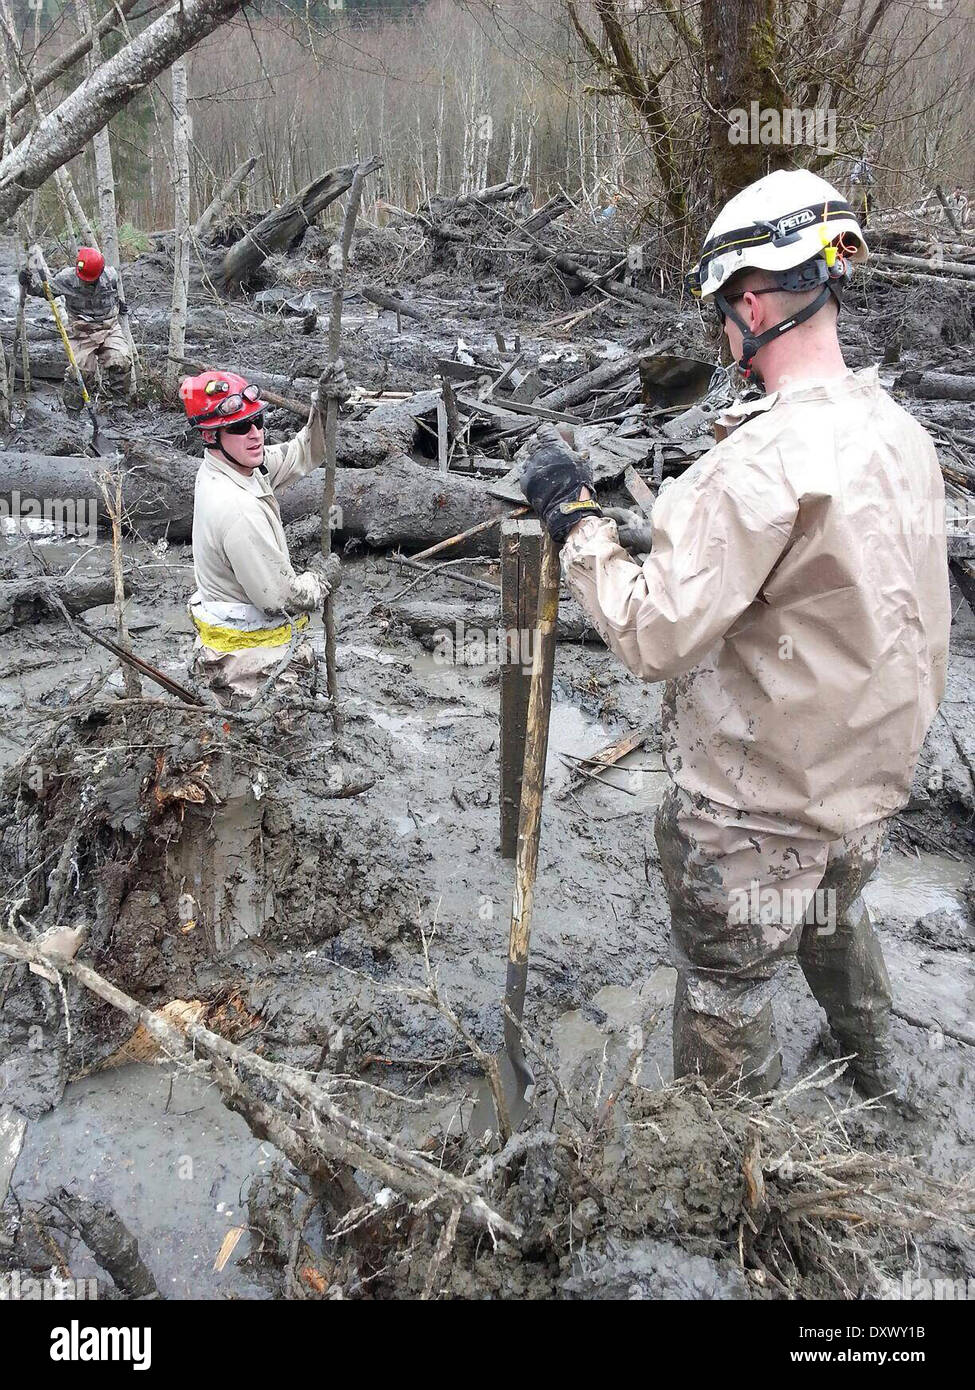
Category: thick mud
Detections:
[{"x1": 1, "y1": 221, "x2": 973, "y2": 1300}]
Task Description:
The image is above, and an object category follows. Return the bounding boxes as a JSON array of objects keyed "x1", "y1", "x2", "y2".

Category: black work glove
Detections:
[
  {"x1": 520, "y1": 425, "x2": 602, "y2": 544},
  {"x1": 117, "y1": 299, "x2": 128, "y2": 319},
  {"x1": 17, "y1": 268, "x2": 32, "y2": 289}
]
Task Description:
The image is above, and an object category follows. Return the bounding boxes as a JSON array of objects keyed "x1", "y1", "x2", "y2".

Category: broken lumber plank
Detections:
[
  {"x1": 455, "y1": 391, "x2": 583, "y2": 425},
  {"x1": 500, "y1": 519, "x2": 542, "y2": 858},
  {"x1": 624, "y1": 466, "x2": 656, "y2": 518},
  {"x1": 440, "y1": 376, "x2": 469, "y2": 465}
]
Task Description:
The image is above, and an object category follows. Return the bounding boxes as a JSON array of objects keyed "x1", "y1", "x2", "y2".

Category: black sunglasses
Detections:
[{"x1": 222, "y1": 411, "x2": 265, "y2": 436}]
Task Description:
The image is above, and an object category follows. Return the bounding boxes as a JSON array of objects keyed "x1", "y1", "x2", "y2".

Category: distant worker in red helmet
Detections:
[
  {"x1": 19, "y1": 246, "x2": 133, "y2": 408},
  {"x1": 180, "y1": 363, "x2": 348, "y2": 704}
]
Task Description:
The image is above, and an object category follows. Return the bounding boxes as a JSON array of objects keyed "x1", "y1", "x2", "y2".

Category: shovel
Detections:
[{"x1": 474, "y1": 528, "x2": 561, "y2": 1138}]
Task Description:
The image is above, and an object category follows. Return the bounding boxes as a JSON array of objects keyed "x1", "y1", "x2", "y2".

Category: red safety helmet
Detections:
[
  {"x1": 76, "y1": 247, "x2": 105, "y2": 282},
  {"x1": 179, "y1": 370, "x2": 267, "y2": 436}
]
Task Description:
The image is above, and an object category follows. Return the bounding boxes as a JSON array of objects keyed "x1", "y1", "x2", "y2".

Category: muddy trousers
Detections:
[
  {"x1": 62, "y1": 319, "x2": 132, "y2": 407},
  {"x1": 654, "y1": 785, "x2": 892, "y2": 1094}
]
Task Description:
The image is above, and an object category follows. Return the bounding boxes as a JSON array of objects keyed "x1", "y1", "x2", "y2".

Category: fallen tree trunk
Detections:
[
  {"x1": 536, "y1": 350, "x2": 647, "y2": 412},
  {"x1": 0, "y1": 0, "x2": 249, "y2": 228},
  {"x1": 879, "y1": 252, "x2": 975, "y2": 281},
  {"x1": 0, "y1": 446, "x2": 197, "y2": 541},
  {"x1": 387, "y1": 597, "x2": 606, "y2": 647},
  {"x1": 282, "y1": 455, "x2": 519, "y2": 554},
  {"x1": 193, "y1": 155, "x2": 260, "y2": 240},
  {"x1": 213, "y1": 164, "x2": 355, "y2": 291},
  {"x1": 424, "y1": 181, "x2": 528, "y2": 216},
  {"x1": 0, "y1": 449, "x2": 518, "y2": 552},
  {"x1": 0, "y1": 572, "x2": 125, "y2": 632},
  {"x1": 896, "y1": 371, "x2": 975, "y2": 402},
  {"x1": 362, "y1": 286, "x2": 427, "y2": 322}
]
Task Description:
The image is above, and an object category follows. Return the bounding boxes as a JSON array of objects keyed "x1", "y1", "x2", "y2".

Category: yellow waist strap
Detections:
[{"x1": 192, "y1": 611, "x2": 308, "y2": 653}]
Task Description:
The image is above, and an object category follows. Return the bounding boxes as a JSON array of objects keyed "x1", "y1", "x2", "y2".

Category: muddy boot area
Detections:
[{"x1": 2, "y1": 204, "x2": 974, "y2": 1302}]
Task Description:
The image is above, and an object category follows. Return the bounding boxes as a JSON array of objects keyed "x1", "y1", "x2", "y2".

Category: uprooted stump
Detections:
[{"x1": 0, "y1": 696, "x2": 423, "y2": 1105}]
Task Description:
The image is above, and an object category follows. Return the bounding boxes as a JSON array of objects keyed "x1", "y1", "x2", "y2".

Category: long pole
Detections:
[
  {"x1": 321, "y1": 155, "x2": 382, "y2": 731},
  {"x1": 502, "y1": 532, "x2": 560, "y2": 1105}
]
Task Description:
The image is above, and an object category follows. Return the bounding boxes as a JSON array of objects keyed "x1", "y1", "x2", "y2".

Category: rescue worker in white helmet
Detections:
[
  {"x1": 181, "y1": 364, "x2": 347, "y2": 705},
  {"x1": 519, "y1": 169, "x2": 950, "y2": 1110}
]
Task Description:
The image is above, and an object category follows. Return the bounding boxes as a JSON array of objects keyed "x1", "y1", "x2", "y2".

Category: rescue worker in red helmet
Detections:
[
  {"x1": 19, "y1": 246, "x2": 132, "y2": 407},
  {"x1": 180, "y1": 363, "x2": 348, "y2": 704}
]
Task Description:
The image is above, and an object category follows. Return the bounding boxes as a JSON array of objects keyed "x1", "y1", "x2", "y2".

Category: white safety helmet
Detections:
[
  {"x1": 686, "y1": 169, "x2": 868, "y2": 375},
  {"x1": 687, "y1": 168, "x2": 868, "y2": 300}
]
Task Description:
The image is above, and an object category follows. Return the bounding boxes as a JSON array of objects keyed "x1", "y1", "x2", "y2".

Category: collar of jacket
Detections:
[
  {"x1": 715, "y1": 365, "x2": 879, "y2": 440},
  {"x1": 201, "y1": 449, "x2": 271, "y2": 494}
]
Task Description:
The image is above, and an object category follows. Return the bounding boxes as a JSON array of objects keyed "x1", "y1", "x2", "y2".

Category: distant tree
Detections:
[{"x1": 561, "y1": 0, "x2": 966, "y2": 244}]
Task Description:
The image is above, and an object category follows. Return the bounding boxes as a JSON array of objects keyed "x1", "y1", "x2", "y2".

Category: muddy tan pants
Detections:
[
  {"x1": 63, "y1": 319, "x2": 132, "y2": 404},
  {"x1": 190, "y1": 639, "x2": 316, "y2": 706},
  {"x1": 654, "y1": 784, "x2": 892, "y2": 1094}
]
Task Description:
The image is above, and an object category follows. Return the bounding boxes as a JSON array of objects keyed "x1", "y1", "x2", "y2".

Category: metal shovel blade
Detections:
[
  {"x1": 470, "y1": 1045, "x2": 533, "y2": 1141},
  {"x1": 470, "y1": 960, "x2": 535, "y2": 1139}
]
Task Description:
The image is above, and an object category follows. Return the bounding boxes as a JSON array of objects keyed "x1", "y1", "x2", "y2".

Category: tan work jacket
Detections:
[{"x1": 562, "y1": 367, "x2": 951, "y2": 838}]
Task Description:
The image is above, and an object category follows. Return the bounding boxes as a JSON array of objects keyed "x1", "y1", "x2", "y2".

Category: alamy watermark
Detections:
[
  {"x1": 728, "y1": 880, "x2": 837, "y2": 935},
  {"x1": 0, "y1": 1269, "x2": 97, "y2": 1300},
  {"x1": 877, "y1": 1271, "x2": 975, "y2": 1300},
  {"x1": 728, "y1": 102, "x2": 836, "y2": 154},
  {"x1": 0, "y1": 492, "x2": 97, "y2": 541},
  {"x1": 431, "y1": 621, "x2": 536, "y2": 672}
]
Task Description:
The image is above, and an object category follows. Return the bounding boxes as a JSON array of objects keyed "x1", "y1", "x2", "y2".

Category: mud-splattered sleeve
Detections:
[{"x1": 561, "y1": 443, "x2": 798, "y2": 683}]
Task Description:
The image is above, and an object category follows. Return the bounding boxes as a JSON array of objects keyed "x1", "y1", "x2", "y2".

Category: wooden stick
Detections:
[
  {"x1": 935, "y1": 185, "x2": 963, "y2": 239},
  {"x1": 321, "y1": 155, "x2": 382, "y2": 731},
  {"x1": 410, "y1": 506, "x2": 528, "y2": 564},
  {"x1": 388, "y1": 553, "x2": 500, "y2": 597}
]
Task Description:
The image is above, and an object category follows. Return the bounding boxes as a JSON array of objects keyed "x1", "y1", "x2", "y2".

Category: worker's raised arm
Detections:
[
  {"x1": 49, "y1": 267, "x2": 77, "y2": 298},
  {"x1": 530, "y1": 433, "x2": 800, "y2": 684}
]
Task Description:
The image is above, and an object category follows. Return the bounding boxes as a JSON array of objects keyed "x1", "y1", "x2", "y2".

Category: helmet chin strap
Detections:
[
  {"x1": 205, "y1": 427, "x2": 256, "y2": 469},
  {"x1": 716, "y1": 280, "x2": 839, "y2": 379}
]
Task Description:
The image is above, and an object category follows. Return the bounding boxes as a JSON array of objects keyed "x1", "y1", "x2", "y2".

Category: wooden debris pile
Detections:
[{"x1": 412, "y1": 180, "x2": 671, "y2": 313}]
